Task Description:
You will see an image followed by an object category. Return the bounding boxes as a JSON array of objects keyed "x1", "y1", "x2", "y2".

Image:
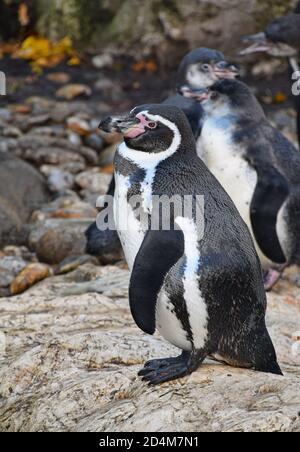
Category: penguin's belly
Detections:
[
  {"x1": 201, "y1": 124, "x2": 272, "y2": 269},
  {"x1": 201, "y1": 126, "x2": 256, "y2": 230},
  {"x1": 156, "y1": 289, "x2": 192, "y2": 351},
  {"x1": 276, "y1": 200, "x2": 291, "y2": 259},
  {"x1": 114, "y1": 172, "x2": 145, "y2": 271},
  {"x1": 156, "y1": 217, "x2": 209, "y2": 352}
]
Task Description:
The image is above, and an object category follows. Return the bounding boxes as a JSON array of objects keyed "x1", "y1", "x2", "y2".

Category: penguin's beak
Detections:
[
  {"x1": 99, "y1": 115, "x2": 145, "y2": 138},
  {"x1": 212, "y1": 61, "x2": 240, "y2": 79},
  {"x1": 179, "y1": 86, "x2": 210, "y2": 102},
  {"x1": 239, "y1": 32, "x2": 273, "y2": 55}
]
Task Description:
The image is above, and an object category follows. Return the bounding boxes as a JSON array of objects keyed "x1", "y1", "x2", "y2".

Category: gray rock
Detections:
[
  {"x1": 29, "y1": 219, "x2": 92, "y2": 264},
  {"x1": 40, "y1": 162, "x2": 86, "y2": 176},
  {"x1": 47, "y1": 169, "x2": 75, "y2": 193},
  {"x1": 0, "y1": 109, "x2": 12, "y2": 122},
  {"x1": 29, "y1": 125, "x2": 67, "y2": 138},
  {"x1": 75, "y1": 170, "x2": 112, "y2": 194},
  {"x1": 1, "y1": 127, "x2": 22, "y2": 138},
  {"x1": 14, "y1": 135, "x2": 98, "y2": 165},
  {"x1": 92, "y1": 53, "x2": 114, "y2": 69},
  {"x1": 84, "y1": 133, "x2": 105, "y2": 152},
  {"x1": 0, "y1": 256, "x2": 27, "y2": 288},
  {"x1": 67, "y1": 131, "x2": 82, "y2": 147},
  {"x1": 0, "y1": 152, "x2": 49, "y2": 247},
  {"x1": 94, "y1": 78, "x2": 115, "y2": 93},
  {"x1": 0, "y1": 265, "x2": 299, "y2": 432}
]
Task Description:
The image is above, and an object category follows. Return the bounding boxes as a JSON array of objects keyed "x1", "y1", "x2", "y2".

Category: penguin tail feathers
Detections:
[
  {"x1": 255, "y1": 360, "x2": 283, "y2": 376},
  {"x1": 252, "y1": 326, "x2": 283, "y2": 376}
]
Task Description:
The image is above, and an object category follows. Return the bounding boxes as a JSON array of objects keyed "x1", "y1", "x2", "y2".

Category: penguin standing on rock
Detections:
[
  {"x1": 240, "y1": 2, "x2": 300, "y2": 147},
  {"x1": 86, "y1": 48, "x2": 239, "y2": 260},
  {"x1": 182, "y1": 79, "x2": 300, "y2": 290},
  {"x1": 99, "y1": 104, "x2": 282, "y2": 384}
]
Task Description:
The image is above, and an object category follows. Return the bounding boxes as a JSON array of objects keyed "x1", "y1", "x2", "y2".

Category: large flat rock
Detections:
[{"x1": 0, "y1": 265, "x2": 299, "y2": 432}]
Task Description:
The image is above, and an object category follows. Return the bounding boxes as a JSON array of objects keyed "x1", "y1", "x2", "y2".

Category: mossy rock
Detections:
[{"x1": 27, "y1": 0, "x2": 300, "y2": 62}]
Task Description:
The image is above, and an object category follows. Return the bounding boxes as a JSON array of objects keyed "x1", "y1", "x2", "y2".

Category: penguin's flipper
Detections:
[
  {"x1": 129, "y1": 229, "x2": 184, "y2": 335},
  {"x1": 250, "y1": 164, "x2": 289, "y2": 264}
]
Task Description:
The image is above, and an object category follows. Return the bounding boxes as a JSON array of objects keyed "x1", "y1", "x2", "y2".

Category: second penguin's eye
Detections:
[
  {"x1": 148, "y1": 122, "x2": 157, "y2": 129},
  {"x1": 201, "y1": 64, "x2": 210, "y2": 72},
  {"x1": 211, "y1": 91, "x2": 219, "y2": 100}
]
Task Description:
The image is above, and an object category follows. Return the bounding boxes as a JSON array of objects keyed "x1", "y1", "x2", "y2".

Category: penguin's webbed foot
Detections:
[
  {"x1": 138, "y1": 350, "x2": 205, "y2": 385},
  {"x1": 263, "y1": 268, "x2": 282, "y2": 291}
]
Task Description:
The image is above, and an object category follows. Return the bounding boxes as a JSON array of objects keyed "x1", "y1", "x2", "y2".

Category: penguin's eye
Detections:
[
  {"x1": 147, "y1": 122, "x2": 157, "y2": 129},
  {"x1": 201, "y1": 64, "x2": 210, "y2": 72}
]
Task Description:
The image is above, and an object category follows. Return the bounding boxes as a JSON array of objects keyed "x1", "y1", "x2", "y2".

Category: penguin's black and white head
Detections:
[
  {"x1": 182, "y1": 79, "x2": 265, "y2": 120},
  {"x1": 176, "y1": 47, "x2": 239, "y2": 92},
  {"x1": 240, "y1": 13, "x2": 300, "y2": 57},
  {"x1": 99, "y1": 104, "x2": 195, "y2": 157}
]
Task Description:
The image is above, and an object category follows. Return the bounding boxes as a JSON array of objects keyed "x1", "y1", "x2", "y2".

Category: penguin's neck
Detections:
[
  {"x1": 116, "y1": 142, "x2": 195, "y2": 214},
  {"x1": 118, "y1": 141, "x2": 179, "y2": 171}
]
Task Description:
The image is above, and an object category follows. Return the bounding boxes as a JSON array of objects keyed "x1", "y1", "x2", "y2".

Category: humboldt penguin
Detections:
[
  {"x1": 98, "y1": 104, "x2": 282, "y2": 384},
  {"x1": 182, "y1": 79, "x2": 300, "y2": 289}
]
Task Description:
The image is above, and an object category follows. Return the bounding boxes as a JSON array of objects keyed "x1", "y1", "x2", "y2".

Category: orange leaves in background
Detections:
[
  {"x1": 0, "y1": 42, "x2": 19, "y2": 59},
  {"x1": 8, "y1": 36, "x2": 80, "y2": 73},
  {"x1": 274, "y1": 92, "x2": 287, "y2": 103},
  {"x1": 132, "y1": 60, "x2": 158, "y2": 73}
]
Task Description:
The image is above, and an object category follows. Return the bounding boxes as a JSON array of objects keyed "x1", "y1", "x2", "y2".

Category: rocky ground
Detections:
[{"x1": 0, "y1": 54, "x2": 299, "y2": 432}]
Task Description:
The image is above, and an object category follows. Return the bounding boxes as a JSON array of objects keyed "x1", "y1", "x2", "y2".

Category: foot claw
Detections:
[
  {"x1": 138, "y1": 351, "x2": 206, "y2": 385},
  {"x1": 139, "y1": 362, "x2": 188, "y2": 385}
]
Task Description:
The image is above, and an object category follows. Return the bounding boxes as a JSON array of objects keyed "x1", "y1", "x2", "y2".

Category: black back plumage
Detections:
[{"x1": 123, "y1": 104, "x2": 281, "y2": 375}]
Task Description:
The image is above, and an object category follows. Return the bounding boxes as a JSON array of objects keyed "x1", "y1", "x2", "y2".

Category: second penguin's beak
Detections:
[
  {"x1": 179, "y1": 87, "x2": 210, "y2": 102},
  {"x1": 99, "y1": 115, "x2": 145, "y2": 138},
  {"x1": 239, "y1": 32, "x2": 273, "y2": 55},
  {"x1": 212, "y1": 61, "x2": 240, "y2": 79}
]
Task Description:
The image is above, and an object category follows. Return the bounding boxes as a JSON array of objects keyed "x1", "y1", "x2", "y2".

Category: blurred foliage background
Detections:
[{"x1": 0, "y1": 0, "x2": 297, "y2": 67}]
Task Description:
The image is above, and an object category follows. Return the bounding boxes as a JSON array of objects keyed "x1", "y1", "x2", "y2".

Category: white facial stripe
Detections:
[{"x1": 118, "y1": 110, "x2": 181, "y2": 169}]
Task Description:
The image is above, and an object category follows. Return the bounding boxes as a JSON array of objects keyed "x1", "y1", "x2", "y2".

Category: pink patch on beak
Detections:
[
  {"x1": 124, "y1": 126, "x2": 145, "y2": 138},
  {"x1": 123, "y1": 113, "x2": 152, "y2": 138}
]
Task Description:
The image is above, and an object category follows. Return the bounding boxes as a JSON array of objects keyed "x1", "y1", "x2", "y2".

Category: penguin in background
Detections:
[
  {"x1": 239, "y1": 1, "x2": 300, "y2": 147},
  {"x1": 86, "y1": 48, "x2": 239, "y2": 260},
  {"x1": 182, "y1": 79, "x2": 300, "y2": 290},
  {"x1": 164, "y1": 47, "x2": 239, "y2": 138},
  {"x1": 98, "y1": 104, "x2": 282, "y2": 384}
]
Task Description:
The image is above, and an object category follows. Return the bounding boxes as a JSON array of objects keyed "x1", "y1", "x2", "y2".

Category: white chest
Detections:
[
  {"x1": 201, "y1": 120, "x2": 257, "y2": 224},
  {"x1": 114, "y1": 172, "x2": 145, "y2": 271},
  {"x1": 200, "y1": 120, "x2": 272, "y2": 268}
]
